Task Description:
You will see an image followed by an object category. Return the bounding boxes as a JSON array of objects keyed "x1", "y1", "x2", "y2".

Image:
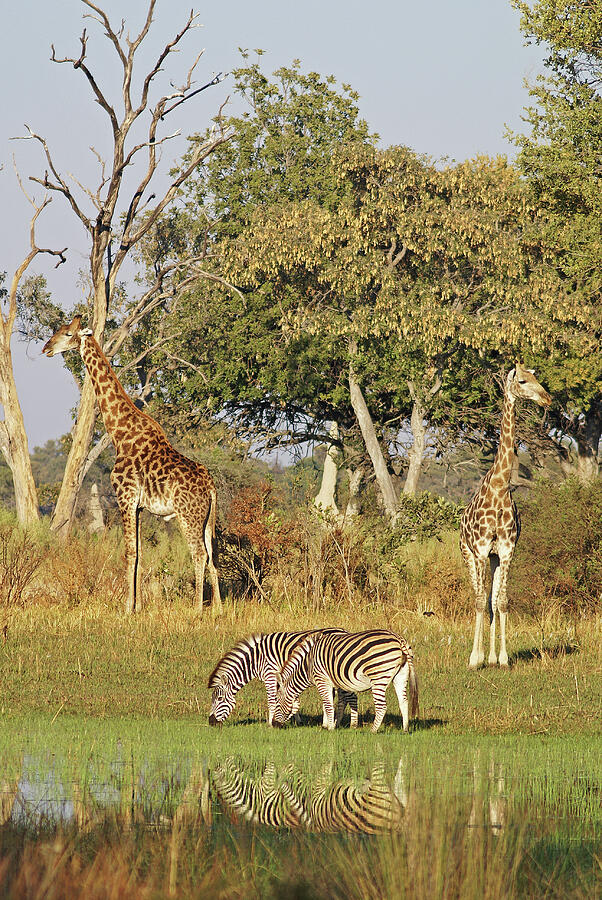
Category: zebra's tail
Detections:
[{"x1": 407, "y1": 650, "x2": 419, "y2": 721}]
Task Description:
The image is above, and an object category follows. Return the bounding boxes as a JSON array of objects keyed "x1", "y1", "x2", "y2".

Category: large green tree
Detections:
[
  {"x1": 225, "y1": 145, "x2": 560, "y2": 509},
  {"x1": 148, "y1": 60, "x2": 377, "y2": 458}
]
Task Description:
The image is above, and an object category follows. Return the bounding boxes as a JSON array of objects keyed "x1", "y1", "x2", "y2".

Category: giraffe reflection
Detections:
[{"x1": 468, "y1": 754, "x2": 507, "y2": 837}]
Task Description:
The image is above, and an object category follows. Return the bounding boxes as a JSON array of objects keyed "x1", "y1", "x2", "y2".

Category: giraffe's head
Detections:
[
  {"x1": 506, "y1": 363, "x2": 551, "y2": 409},
  {"x1": 42, "y1": 315, "x2": 92, "y2": 357}
]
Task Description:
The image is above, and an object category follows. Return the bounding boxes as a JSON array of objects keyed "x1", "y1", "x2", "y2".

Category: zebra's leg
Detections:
[
  {"x1": 334, "y1": 689, "x2": 345, "y2": 727},
  {"x1": 348, "y1": 693, "x2": 358, "y2": 729},
  {"x1": 265, "y1": 673, "x2": 277, "y2": 726},
  {"x1": 370, "y1": 682, "x2": 388, "y2": 733},
  {"x1": 392, "y1": 664, "x2": 410, "y2": 732},
  {"x1": 315, "y1": 680, "x2": 336, "y2": 730},
  {"x1": 291, "y1": 697, "x2": 301, "y2": 725}
]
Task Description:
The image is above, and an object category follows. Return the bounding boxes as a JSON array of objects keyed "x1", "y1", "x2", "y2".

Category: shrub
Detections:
[
  {"x1": 0, "y1": 523, "x2": 47, "y2": 606},
  {"x1": 43, "y1": 529, "x2": 126, "y2": 607},
  {"x1": 511, "y1": 478, "x2": 602, "y2": 614}
]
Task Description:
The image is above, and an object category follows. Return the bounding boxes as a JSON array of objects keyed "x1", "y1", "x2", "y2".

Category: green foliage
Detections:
[
  {"x1": 512, "y1": 477, "x2": 602, "y2": 612},
  {"x1": 511, "y1": 0, "x2": 602, "y2": 454},
  {"x1": 387, "y1": 492, "x2": 463, "y2": 544}
]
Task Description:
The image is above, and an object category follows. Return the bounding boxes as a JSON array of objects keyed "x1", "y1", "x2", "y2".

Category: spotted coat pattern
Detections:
[
  {"x1": 460, "y1": 364, "x2": 551, "y2": 668},
  {"x1": 43, "y1": 316, "x2": 221, "y2": 615}
]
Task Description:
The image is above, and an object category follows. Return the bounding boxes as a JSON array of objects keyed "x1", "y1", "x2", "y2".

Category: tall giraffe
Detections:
[
  {"x1": 460, "y1": 364, "x2": 551, "y2": 668},
  {"x1": 43, "y1": 315, "x2": 221, "y2": 615}
]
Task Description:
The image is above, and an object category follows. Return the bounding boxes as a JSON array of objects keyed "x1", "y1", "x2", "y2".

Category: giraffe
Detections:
[
  {"x1": 460, "y1": 363, "x2": 551, "y2": 668},
  {"x1": 43, "y1": 315, "x2": 221, "y2": 615}
]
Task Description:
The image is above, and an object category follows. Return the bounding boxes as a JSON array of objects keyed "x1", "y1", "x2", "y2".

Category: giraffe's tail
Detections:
[
  {"x1": 208, "y1": 487, "x2": 217, "y2": 540},
  {"x1": 406, "y1": 648, "x2": 419, "y2": 721}
]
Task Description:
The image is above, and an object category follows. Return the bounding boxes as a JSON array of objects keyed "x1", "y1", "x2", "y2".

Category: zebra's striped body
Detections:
[
  {"x1": 208, "y1": 630, "x2": 356, "y2": 726},
  {"x1": 274, "y1": 629, "x2": 419, "y2": 733}
]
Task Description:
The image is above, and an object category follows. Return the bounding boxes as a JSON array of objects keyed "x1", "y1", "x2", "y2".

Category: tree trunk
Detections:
[
  {"x1": 314, "y1": 421, "x2": 340, "y2": 516},
  {"x1": 348, "y1": 361, "x2": 397, "y2": 523},
  {"x1": 403, "y1": 395, "x2": 427, "y2": 495},
  {"x1": 0, "y1": 339, "x2": 39, "y2": 524},
  {"x1": 574, "y1": 403, "x2": 601, "y2": 481},
  {"x1": 87, "y1": 483, "x2": 105, "y2": 534},
  {"x1": 345, "y1": 467, "x2": 363, "y2": 519},
  {"x1": 50, "y1": 376, "x2": 98, "y2": 536}
]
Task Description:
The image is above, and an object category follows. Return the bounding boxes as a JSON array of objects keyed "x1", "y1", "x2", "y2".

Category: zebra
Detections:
[
  {"x1": 208, "y1": 630, "x2": 357, "y2": 726},
  {"x1": 273, "y1": 629, "x2": 419, "y2": 733},
  {"x1": 212, "y1": 758, "x2": 304, "y2": 829}
]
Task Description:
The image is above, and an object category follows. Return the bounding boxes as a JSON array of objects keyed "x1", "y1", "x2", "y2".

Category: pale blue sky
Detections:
[{"x1": 1, "y1": 0, "x2": 544, "y2": 450}]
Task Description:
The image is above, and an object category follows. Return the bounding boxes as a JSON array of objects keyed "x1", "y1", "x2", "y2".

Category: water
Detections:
[{"x1": 0, "y1": 737, "x2": 600, "y2": 898}]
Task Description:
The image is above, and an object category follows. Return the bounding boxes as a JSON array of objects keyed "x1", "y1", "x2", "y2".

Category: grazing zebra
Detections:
[
  {"x1": 208, "y1": 630, "x2": 356, "y2": 726},
  {"x1": 273, "y1": 629, "x2": 419, "y2": 733},
  {"x1": 212, "y1": 758, "x2": 304, "y2": 829}
]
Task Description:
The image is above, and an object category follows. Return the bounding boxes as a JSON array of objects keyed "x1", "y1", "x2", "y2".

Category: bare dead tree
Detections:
[
  {"x1": 17, "y1": 0, "x2": 231, "y2": 536},
  {"x1": 0, "y1": 188, "x2": 66, "y2": 524}
]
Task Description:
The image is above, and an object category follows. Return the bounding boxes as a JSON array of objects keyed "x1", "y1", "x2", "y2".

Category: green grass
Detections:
[
  {"x1": 0, "y1": 596, "x2": 600, "y2": 898},
  {"x1": 0, "y1": 600, "x2": 599, "y2": 734}
]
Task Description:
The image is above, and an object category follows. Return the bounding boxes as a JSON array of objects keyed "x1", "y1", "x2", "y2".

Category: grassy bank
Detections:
[{"x1": 0, "y1": 599, "x2": 599, "y2": 734}]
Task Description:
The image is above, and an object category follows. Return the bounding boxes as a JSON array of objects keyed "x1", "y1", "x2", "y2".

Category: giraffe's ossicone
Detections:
[
  {"x1": 43, "y1": 315, "x2": 221, "y2": 615},
  {"x1": 460, "y1": 364, "x2": 551, "y2": 669}
]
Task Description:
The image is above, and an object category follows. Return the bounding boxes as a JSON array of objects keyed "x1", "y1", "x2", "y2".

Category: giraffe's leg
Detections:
[
  {"x1": 393, "y1": 664, "x2": 410, "y2": 732},
  {"x1": 495, "y1": 556, "x2": 513, "y2": 667},
  {"x1": 204, "y1": 511, "x2": 222, "y2": 616},
  {"x1": 467, "y1": 552, "x2": 488, "y2": 669},
  {"x1": 488, "y1": 554, "x2": 501, "y2": 666},
  {"x1": 120, "y1": 503, "x2": 139, "y2": 615},
  {"x1": 371, "y1": 683, "x2": 388, "y2": 733},
  {"x1": 177, "y1": 513, "x2": 208, "y2": 614}
]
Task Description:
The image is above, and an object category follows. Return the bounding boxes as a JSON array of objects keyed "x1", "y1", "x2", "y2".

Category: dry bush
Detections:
[
  {"x1": 267, "y1": 512, "x2": 372, "y2": 610},
  {"x1": 0, "y1": 524, "x2": 48, "y2": 607},
  {"x1": 41, "y1": 530, "x2": 126, "y2": 607}
]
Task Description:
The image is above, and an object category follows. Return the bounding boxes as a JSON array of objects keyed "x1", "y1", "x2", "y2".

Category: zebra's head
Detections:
[{"x1": 208, "y1": 675, "x2": 236, "y2": 725}]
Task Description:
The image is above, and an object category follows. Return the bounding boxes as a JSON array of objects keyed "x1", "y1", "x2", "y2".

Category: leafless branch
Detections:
[
  {"x1": 51, "y1": 29, "x2": 120, "y2": 137},
  {"x1": 2, "y1": 172, "x2": 67, "y2": 339},
  {"x1": 82, "y1": 432, "x2": 113, "y2": 480},
  {"x1": 17, "y1": 127, "x2": 93, "y2": 231}
]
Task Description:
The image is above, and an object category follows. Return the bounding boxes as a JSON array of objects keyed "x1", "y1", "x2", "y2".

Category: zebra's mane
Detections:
[
  {"x1": 207, "y1": 633, "x2": 264, "y2": 688},
  {"x1": 279, "y1": 633, "x2": 317, "y2": 682}
]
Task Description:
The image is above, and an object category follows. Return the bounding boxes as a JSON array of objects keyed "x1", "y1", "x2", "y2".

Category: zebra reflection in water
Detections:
[{"x1": 211, "y1": 757, "x2": 409, "y2": 834}]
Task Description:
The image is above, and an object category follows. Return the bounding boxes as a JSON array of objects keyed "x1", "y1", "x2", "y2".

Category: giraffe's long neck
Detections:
[
  {"x1": 490, "y1": 388, "x2": 516, "y2": 487},
  {"x1": 80, "y1": 335, "x2": 149, "y2": 442}
]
